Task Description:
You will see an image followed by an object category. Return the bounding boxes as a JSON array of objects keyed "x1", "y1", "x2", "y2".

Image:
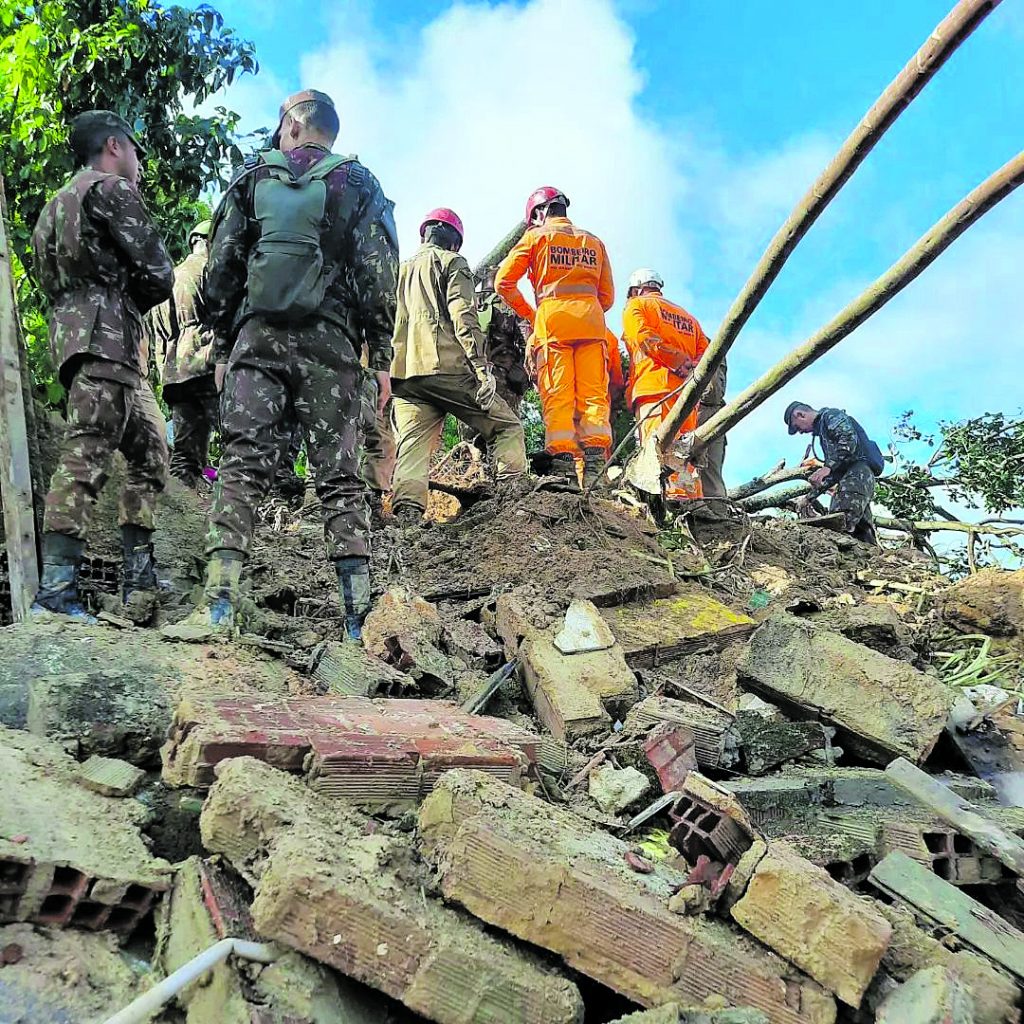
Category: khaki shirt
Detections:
[{"x1": 391, "y1": 243, "x2": 485, "y2": 380}]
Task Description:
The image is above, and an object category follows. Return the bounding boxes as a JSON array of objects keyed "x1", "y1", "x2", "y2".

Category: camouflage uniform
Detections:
[
  {"x1": 32, "y1": 168, "x2": 173, "y2": 540},
  {"x1": 359, "y1": 363, "x2": 395, "y2": 494},
  {"x1": 204, "y1": 144, "x2": 398, "y2": 561},
  {"x1": 476, "y1": 289, "x2": 530, "y2": 414},
  {"x1": 811, "y1": 407, "x2": 877, "y2": 544},
  {"x1": 147, "y1": 242, "x2": 220, "y2": 485},
  {"x1": 697, "y1": 360, "x2": 728, "y2": 498}
]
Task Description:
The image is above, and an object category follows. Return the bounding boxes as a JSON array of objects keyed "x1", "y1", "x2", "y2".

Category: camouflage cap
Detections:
[
  {"x1": 271, "y1": 89, "x2": 336, "y2": 148},
  {"x1": 189, "y1": 219, "x2": 212, "y2": 239},
  {"x1": 69, "y1": 110, "x2": 148, "y2": 158}
]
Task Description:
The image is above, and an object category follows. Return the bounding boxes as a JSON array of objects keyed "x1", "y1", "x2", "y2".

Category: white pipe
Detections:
[{"x1": 103, "y1": 937, "x2": 276, "y2": 1024}]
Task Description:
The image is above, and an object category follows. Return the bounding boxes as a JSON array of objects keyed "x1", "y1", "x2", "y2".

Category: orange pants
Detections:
[
  {"x1": 635, "y1": 394, "x2": 703, "y2": 500},
  {"x1": 537, "y1": 337, "x2": 611, "y2": 456}
]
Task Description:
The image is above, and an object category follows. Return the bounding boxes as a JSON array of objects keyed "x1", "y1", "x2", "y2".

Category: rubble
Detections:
[
  {"x1": 610, "y1": 1008, "x2": 770, "y2": 1024},
  {"x1": 625, "y1": 696, "x2": 739, "y2": 771},
  {"x1": 940, "y1": 568, "x2": 1024, "y2": 639},
  {"x1": 311, "y1": 640, "x2": 416, "y2": 697},
  {"x1": 875, "y1": 966, "x2": 975, "y2": 1024},
  {"x1": 729, "y1": 842, "x2": 892, "y2": 1006},
  {"x1": 75, "y1": 754, "x2": 146, "y2": 797},
  {"x1": 868, "y1": 852, "x2": 1024, "y2": 982},
  {"x1": 0, "y1": 725, "x2": 170, "y2": 937},
  {"x1": 418, "y1": 769, "x2": 837, "y2": 1021},
  {"x1": 162, "y1": 693, "x2": 540, "y2": 801},
  {"x1": 589, "y1": 763, "x2": 651, "y2": 813},
  {"x1": 737, "y1": 614, "x2": 954, "y2": 763},
  {"x1": 201, "y1": 757, "x2": 585, "y2": 1024}
]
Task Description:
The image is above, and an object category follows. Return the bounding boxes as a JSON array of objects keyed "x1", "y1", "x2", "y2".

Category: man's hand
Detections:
[
  {"x1": 676, "y1": 355, "x2": 696, "y2": 376},
  {"x1": 215, "y1": 362, "x2": 228, "y2": 393},
  {"x1": 374, "y1": 370, "x2": 392, "y2": 416},
  {"x1": 809, "y1": 466, "x2": 831, "y2": 488},
  {"x1": 475, "y1": 368, "x2": 497, "y2": 411}
]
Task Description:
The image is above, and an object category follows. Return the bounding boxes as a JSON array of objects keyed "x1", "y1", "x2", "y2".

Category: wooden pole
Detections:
[
  {"x1": 693, "y1": 149, "x2": 1024, "y2": 455},
  {"x1": 654, "y1": 0, "x2": 1003, "y2": 454},
  {"x1": 0, "y1": 173, "x2": 40, "y2": 620},
  {"x1": 728, "y1": 463, "x2": 811, "y2": 502}
]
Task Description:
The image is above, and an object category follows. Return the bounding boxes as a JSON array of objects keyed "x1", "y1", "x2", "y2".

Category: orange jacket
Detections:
[
  {"x1": 496, "y1": 216, "x2": 614, "y2": 344},
  {"x1": 605, "y1": 328, "x2": 625, "y2": 400}
]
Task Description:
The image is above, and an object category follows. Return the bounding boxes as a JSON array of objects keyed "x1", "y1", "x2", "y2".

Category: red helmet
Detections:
[
  {"x1": 419, "y1": 207, "x2": 464, "y2": 243},
  {"x1": 525, "y1": 186, "x2": 569, "y2": 224}
]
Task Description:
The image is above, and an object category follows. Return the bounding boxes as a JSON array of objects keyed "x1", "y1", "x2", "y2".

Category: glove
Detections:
[{"x1": 475, "y1": 369, "x2": 497, "y2": 411}]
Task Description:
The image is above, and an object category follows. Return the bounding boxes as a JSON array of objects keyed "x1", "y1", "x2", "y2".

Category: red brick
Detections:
[{"x1": 643, "y1": 723, "x2": 697, "y2": 792}]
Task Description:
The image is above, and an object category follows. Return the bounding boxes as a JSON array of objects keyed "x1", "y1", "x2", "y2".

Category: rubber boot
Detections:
[
  {"x1": 121, "y1": 524, "x2": 159, "y2": 603},
  {"x1": 581, "y1": 447, "x2": 605, "y2": 491},
  {"x1": 31, "y1": 532, "x2": 97, "y2": 624},
  {"x1": 539, "y1": 452, "x2": 581, "y2": 493},
  {"x1": 204, "y1": 551, "x2": 244, "y2": 628},
  {"x1": 336, "y1": 556, "x2": 371, "y2": 642}
]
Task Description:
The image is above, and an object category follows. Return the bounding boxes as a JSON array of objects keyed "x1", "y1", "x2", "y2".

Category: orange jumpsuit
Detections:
[
  {"x1": 496, "y1": 216, "x2": 614, "y2": 456},
  {"x1": 623, "y1": 293, "x2": 709, "y2": 500}
]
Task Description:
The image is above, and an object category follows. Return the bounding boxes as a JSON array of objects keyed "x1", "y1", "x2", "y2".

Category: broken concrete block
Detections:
[
  {"x1": 363, "y1": 588, "x2": 454, "y2": 693},
  {"x1": 733, "y1": 712, "x2": 826, "y2": 774},
  {"x1": 162, "y1": 694, "x2": 539, "y2": 803},
  {"x1": 875, "y1": 966, "x2": 975, "y2": 1024},
  {"x1": 811, "y1": 602, "x2": 914, "y2": 657},
  {"x1": 886, "y1": 757, "x2": 1024, "y2": 879},
  {"x1": 869, "y1": 851, "x2": 1024, "y2": 982},
  {"x1": 201, "y1": 758, "x2": 584, "y2": 1024},
  {"x1": 940, "y1": 568, "x2": 1024, "y2": 638},
  {"x1": 871, "y1": 901, "x2": 1020, "y2": 1024},
  {"x1": 419, "y1": 770, "x2": 836, "y2": 1022},
  {"x1": 737, "y1": 615, "x2": 954, "y2": 763},
  {"x1": 611, "y1": 1008, "x2": 769, "y2": 1024},
  {"x1": 670, "y1": 774, "x2": 756, "y2": 867},
  {"x1": 723, "y1": 777, "x2": 824, "y2": 828},
  {"x1": 162, "y1": 856, "x2": 405, "y2": 1023},
  {"x1": 730, "y1": 842, "x2": 892, "y2": 1007},
  {"x1": 75, "y1": 755, "x2": 146, "y2": 797},
  {"x1": 554, "y1": 598, "x2": 617, "y2": 653},
  {"x1": 589, "y1": 764, "x2": 650, "y2": 814},
  {"x1": 312, "y1": 641, "x2": 415, "y2": 697},
  {"x1": 439, "y1": 613, "x2": 503, "y2": 670},
  {"x1": 644, "y1": 722, "x2": 698, "y2": 792},
  {"x1": 601, "y1": 591, "x2": 756, "y2": 668},
  {"x1": 0, "y1": 726, "x2": 170, "y2": 937},
  {"x1": 625, "y1": 696, "x2": 738, "y2": 770},
  {"x1": 520, "y1": 634, "x2": 637, "y2": 740},
  {"x1": 494, "y1": 586, "x2": 554, "y2": 656}
]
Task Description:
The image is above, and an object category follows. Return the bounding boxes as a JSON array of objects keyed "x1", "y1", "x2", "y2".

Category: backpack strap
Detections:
[{"x1": 299, "y1": 152, "x2": 354, "y2": 184}]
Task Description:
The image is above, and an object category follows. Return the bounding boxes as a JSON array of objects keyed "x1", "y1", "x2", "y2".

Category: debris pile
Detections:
[{"x1": 2, "y1": 488, "x2": 1024, "y2": 1022}]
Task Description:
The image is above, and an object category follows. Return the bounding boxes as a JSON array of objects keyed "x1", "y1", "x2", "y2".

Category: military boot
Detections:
[
  {"x1": 31, "y1": 532, "x2": 97, "y2": 624},
  {"x1": 336, "y1": 556, "x2": 371, "y2": 642},
  {"x1": 581, "y1": 447, "x2": 606, "y2": 491},
  {"x1": 121, "y1": 524, "x2": 159, "y2": 602},
  {"x1": 203, "y1": 551, "x2": 244, "y2": 628},
  {"x1": 539, "y1": 452, "x2": 581, "y2": 493}
]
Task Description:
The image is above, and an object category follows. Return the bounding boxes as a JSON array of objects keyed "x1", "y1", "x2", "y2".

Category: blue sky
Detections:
[{"x1": 199, "y1": 0, "x2": 1024, "y2": 490}]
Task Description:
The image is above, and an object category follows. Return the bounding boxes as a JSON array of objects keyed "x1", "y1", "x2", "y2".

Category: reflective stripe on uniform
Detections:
[{"x1": 537, "y1": 281, "x2": 599, "y2": 301}]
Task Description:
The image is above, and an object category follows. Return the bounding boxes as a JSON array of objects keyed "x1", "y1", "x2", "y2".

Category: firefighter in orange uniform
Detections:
[
  {"x1": 622, "y1": 268, "x2": 709, "y2": 502},
  {"x1": 496, "y1": 187, "x2": 614, "y2": 491}
]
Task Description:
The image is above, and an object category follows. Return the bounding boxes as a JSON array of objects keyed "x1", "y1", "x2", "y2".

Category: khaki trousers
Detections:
[{"x1": 391, "y1": 372, "x2": 527, "y2": 512}]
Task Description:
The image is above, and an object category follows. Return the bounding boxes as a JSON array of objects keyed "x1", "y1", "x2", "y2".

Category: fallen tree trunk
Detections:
[
  {"x1": 740, "y1": 483, "x2": 811, "y2": 512},
  {"x1": 473, "y1": 220, "x2": 527, "y2": 279},
  {"x1": 654, "y1": 0, "x2": 1002, "y2": 454},
  {"x1": 876, "y1": 517, "x2": 1024, "y2": 538},
  {"x1": 729, "y1": 463, "x2": 811, "y2": 502},
  {"x1": 693, "y1": 148, "x2": 1024, "y2": 456}
]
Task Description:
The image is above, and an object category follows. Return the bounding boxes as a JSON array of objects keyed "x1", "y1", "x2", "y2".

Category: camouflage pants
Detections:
[
  {"x1": 359, "y1": 372, "x2": 396, "y2": 493},
  {"x1": 697, "y1": 402, "x2": 727, "y2": 498},
  {"x1": 207, "y1": 318, "x2": 368, "y2": 560},
  {"x1": 456, "y1": 378, "x2": 523, "y2": 448},
  {"x1": 166, "y1": 375, "x2": 219, "y2": 485},
  {"x1": 44, "y1": 367, "x2": 168, "y2": 539},
  {"x1": 831, "y1": 461, "x2": 877, "y2": 543}
]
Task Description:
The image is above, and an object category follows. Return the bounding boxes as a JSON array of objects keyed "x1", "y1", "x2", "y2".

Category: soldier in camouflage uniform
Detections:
[
  {"x1": 785, "y1": 401, "x2": 879, "y2": 544},
  {"x1": 697, "y1": 359, "x2": 728, "y2": 498},
  {"x1": 359, "y1": 346, "x2": 396, "y2": 515},
  {"x1": 195, "y1": 89, "x2": 398, "y2": 639},
  {"x1": 30, "y1": 110, "x2": 173, "y2": 621},
  {"x1": 147, "y1": 220, "x2": 219, "y2": 487}
]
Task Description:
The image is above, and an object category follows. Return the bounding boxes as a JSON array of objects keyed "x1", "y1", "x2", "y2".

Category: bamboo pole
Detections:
[
  {"x1": 473, "y1": 220, "x2": 527, "y2": 280},
  {"x1": 0, "y1": 172, "x2": 40, "y2": 619},
  {"x1": 654, "y1": 0, "x2": 1003, "y2": 455},
  {"x1": 693, "y1": 149, "x2": 1024, "y2": 455}
]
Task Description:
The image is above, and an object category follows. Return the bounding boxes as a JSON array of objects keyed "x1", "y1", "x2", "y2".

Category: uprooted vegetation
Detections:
[{"x1": 2, "y1": 470, "x2": 1024, "y2": 1024}]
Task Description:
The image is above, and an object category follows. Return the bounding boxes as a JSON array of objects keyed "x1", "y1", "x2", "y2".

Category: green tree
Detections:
[{"x1": 0, "y1": 0, "x2": 257, "y2": 401}]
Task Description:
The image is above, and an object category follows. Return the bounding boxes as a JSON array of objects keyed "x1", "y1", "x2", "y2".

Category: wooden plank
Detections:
[
  {"x1": 886, "y1": 756, "x2": 1024, "y2": 878},
  {"x1": 868, "y1": 851, "x2": 1024, "y2": 981},
  {"x1": 0, "y1": 173, "x2": 39, "y2": 620}
]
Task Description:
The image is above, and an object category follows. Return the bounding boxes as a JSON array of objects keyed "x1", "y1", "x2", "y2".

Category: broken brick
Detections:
[
  {"x1": 737, "y1": 615, "x2": 954, "y2": 764},
  {"x1": 200, "y1": 757, "x2": 584, "y2": 1024},
  {"x1": 75, "y1": 755, "x2": 146, "y2": 797},
  {"x1": 730, "y1": 842, "x2": 892, "y2": 1007},
  {"x1": 161, "y1": 695, "x2": 540, "y2": 802},
  {"x1": 312, "y1": 641, "x2": 415, "y2": 698},
  {"x1": 418, "y1": 769, "x2": 836, "y2": 1022},
  {"x1": 625, "y1": 696, "x2": 739, "y2": 771},
  {"x1": 669, "y1": 775, "x2": 756, "y2": 867},
  {"x1": 363, "y1": 588, "x2": 454, "y2": 693},
  {"x1": 875, "y1": 966, "x2": 975, "y2": 1024},
  {"x1": 643, "y1": 721, "x2": 698, "y2": 792}
]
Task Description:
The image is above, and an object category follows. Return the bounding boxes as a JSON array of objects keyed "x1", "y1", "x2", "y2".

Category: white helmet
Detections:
[{"x1": 628, "y1": 267, "x2": 664, "y2": 290}]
